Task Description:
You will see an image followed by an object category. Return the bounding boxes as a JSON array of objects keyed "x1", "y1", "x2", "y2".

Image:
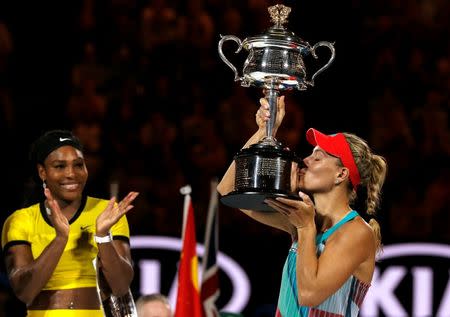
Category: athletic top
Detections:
[
  {"x1": 276, "y1": 210, "x2": 370, "y2": 317},
  {"x1": 1, "y1": 196, "x2": 130, "y2": 290}
]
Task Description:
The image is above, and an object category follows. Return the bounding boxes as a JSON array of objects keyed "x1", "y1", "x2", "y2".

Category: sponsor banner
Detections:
[{"x1": 131, "y1": 238, "x2": 449, "y2": 316}]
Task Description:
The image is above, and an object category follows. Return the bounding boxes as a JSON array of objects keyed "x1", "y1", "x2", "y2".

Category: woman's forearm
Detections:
[
  {"x1": 296, "y1": 226, "x2": 319, "y2": 306},
  {"x1": 8, "y1": 236, "x2": 68, "y2": 305},
  {"x1": 97, "y1": 241, "x2": 133, "y2": 296}
]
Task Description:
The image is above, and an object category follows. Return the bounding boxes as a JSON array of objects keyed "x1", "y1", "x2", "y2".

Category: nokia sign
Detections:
[{"x1": 361, "y1": 243, "x2": 450, "y2": 317}]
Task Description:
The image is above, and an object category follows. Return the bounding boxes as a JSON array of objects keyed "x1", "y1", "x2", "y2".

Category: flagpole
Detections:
[
  {"x1": 175, "y1": 184, "x2": 203, "y2": 317},
  {"x1": 179, "y1": 184, "x2": 192, "y2": 240},
  {"x1": 200, "y1": 178, "x2": 221, "y2": 317},
  {"x1": 201, "y1": 178, "x2": 218, "y2": 275}
]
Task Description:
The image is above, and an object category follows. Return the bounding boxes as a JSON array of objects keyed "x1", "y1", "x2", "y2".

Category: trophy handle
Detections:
[
  {"x1": 306, "y1": 41, "x2": 336, "y2": 86},
  {"x1": 218, "y1": 35, "x2": 243, "y2": 82}
]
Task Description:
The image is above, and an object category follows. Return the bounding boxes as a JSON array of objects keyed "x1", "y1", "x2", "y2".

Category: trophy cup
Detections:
[{"x1": 218, "y1": 4, "x2": 335, "y2": 212}]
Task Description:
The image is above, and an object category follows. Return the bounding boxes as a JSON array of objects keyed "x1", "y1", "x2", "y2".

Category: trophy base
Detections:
[{"x1": 220, "y1": 190, "x2": 301, "y2": 212}]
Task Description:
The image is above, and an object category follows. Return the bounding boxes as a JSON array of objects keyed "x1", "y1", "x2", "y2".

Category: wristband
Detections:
[{"x1": 94, "y1": 232, "x2": 113, "y2": 244}]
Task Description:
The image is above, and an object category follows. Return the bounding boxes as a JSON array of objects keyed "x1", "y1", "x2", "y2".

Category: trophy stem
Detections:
[{"x1": 261, "y1": 84, "x2": 280, "y2": 146}]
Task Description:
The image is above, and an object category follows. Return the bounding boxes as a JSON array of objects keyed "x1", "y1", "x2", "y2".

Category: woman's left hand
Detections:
[
  {"x1": 264, "y1": 191, "x2": 315, "y2": 229},
  {"x1": 96, "y1": 191, "x2": 139, "y2": 236}
]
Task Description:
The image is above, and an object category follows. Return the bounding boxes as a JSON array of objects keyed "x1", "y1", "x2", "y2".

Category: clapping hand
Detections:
[
  {"x1": 44, "y1": 188, "x2": 70, "y2": 239},
  {"x1": 96, "y1": 192, "x2": 139, "y2": 236}
]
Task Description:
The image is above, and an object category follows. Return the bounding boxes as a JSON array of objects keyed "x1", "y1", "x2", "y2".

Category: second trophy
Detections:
[{"x1": 218, "y1": 4, "x2": 335, "y2": 211}]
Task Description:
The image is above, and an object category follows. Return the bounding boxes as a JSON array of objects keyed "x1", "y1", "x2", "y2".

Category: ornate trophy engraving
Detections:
[{"x1": 218, "y1": 4, "x2": 335, "y2": 212}]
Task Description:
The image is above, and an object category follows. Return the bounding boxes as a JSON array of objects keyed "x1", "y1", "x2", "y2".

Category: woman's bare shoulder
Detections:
[{"x1": 329, "y1": 217, "x2": 375, "y2": 249}]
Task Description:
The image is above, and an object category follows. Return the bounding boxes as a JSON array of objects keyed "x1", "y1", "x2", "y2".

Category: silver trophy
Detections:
[
  {"x1": 218, "y1": 4, "x2": 335, "y2": 212},
  {"x1": 93, "y1": 257, "x2": 138, "y2": 317}
]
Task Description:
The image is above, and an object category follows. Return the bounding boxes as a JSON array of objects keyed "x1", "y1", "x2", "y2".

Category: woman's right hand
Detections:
[
  {"x1": 44, "y1": 188, "x2": 70, "y2": 239},
  {"x1": 256, "y1": 95, "x2": 286, "y2": 134}
]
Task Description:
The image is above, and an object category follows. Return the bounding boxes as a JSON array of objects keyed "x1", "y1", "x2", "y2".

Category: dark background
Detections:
[{"x1": 0, "y1": 0, "x2": 449, "y2": 316}]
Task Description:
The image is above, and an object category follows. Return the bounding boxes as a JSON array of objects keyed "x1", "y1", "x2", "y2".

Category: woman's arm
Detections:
[
  {"x1": 266, "y1": 193, "x2": 375, "y2": 306},
  {"x1": 95, "y1": 192, "x2": 139, "y2": 296},
  {"x1": 4, "y1": 238, "x2": 68, "y2": 305},
  {"x1": 296, "y1": 220, "x2": 374, "y2": 306},
  {"x1": 96, "y1": 240, "x2": 133, "y2": 296},
  {"x1": 217, "y1": 96, "x2": 294, "y2": 233},
  {"x1": 5, "y1": 188, "x2": 69, "y2": 304}
]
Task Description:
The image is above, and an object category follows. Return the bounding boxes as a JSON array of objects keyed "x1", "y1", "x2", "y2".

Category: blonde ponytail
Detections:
[{"x1": 369, "y1": 218, "x2": 382, "y2": 255}]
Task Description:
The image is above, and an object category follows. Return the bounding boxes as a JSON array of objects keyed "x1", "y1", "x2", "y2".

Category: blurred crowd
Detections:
[{"x1": 0, "y1": 0, "x2": 449, "y2": 316}]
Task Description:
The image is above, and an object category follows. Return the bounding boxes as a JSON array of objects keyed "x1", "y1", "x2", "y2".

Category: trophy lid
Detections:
[{"x1": 242, "y1": 4, "x2": 310, "y2": 50}]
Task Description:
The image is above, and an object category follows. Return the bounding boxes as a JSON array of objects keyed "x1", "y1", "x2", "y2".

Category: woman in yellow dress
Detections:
[{"x1": 2, "y1": 129, "x2": 138, "y2": 317}]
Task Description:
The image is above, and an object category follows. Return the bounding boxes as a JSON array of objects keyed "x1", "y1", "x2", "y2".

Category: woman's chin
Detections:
[{"x1": 59, "y1": 190, "x2": 83, "y2": 202}]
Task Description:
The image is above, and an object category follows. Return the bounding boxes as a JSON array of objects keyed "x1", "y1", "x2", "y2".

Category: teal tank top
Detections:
[{"x1": 276, "y1": 210, "x2": 371, "y2": 317}]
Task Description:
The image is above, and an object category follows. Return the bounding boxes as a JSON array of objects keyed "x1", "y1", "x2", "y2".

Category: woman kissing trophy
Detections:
[{"x1": 218, "y1": 4, "x2": 335, "y2": 212}]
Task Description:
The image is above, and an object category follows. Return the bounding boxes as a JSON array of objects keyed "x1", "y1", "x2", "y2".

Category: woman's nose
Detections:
[
  {"x1": 65, "y1": 166, "x2": 75, "y2": 177},
  {"x1": 297, "y1": 158, "x2": 307, "y2": 168},
  {"x1": 302, "y1": 156, "x2": 310, "y2": 167}
]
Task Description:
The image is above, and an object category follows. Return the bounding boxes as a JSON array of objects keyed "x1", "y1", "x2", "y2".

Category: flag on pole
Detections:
[
  {"x1": 175, "y1": 185, "x2": 203, "y2": 317},
  {"x1": 201, "y1": 179, "x2": 220, "y2": 317}
]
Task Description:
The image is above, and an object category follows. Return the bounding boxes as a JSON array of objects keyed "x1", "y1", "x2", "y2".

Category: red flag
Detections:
[
  {"x1": 201, "y1": 179, "x2": 220, "y2": 317},
  {"x1": 175, "y1": 185, "x2": 203, "y2": 317}
]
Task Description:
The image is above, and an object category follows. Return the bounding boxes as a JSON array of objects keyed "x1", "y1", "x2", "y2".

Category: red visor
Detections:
[{"x1": 306, "y1": 128, "x2": 361, "y2": 188}]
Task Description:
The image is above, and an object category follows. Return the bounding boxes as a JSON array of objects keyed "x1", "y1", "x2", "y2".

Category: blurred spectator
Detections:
[
  {"x1": 71, "y1": 41, "x2": 110, "y2": 91},
  {"x1": 217, "y1": 86, "x2": 258, "y2": 153},
  {"x1": 367, "y1": 88, "x2": 415, "y2": 181},
  {"x1": 67, "y1": 77, "x2": 108, "y2": 123},
  {"x1": 421, "y1": 166, "x2": 450, "y2": 241},
  {"x1": 0, "y1": 21, "x2": 13, "y2": 78},
  {"x1": 413, "y1": 90, "x2": 450, "y2": 158},
  {"x1": 136, "y1": 293, "x2": 173, "y2": 317},
  {"x1": 139, "y1": 0, "x2": 181, "y2": 53}
]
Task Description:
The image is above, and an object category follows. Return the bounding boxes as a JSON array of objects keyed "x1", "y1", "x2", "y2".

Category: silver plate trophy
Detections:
[
  {"x1": 218, "y1": 4, "x2": 335, "y2": 212},
  {"x1": 93, "y1": 258, "x2": 138, "y2": 317}
]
